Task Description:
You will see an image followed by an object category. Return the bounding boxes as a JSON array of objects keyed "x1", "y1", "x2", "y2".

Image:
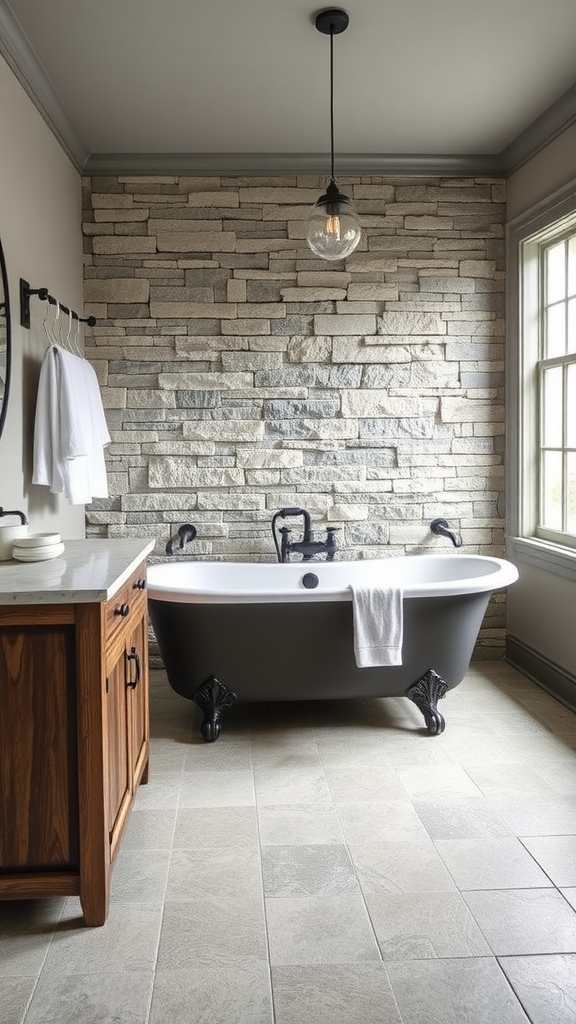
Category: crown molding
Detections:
[
  {"x1": 0, "y1": 0, "x2": 90, "y2": 169},
  {"x1": 500, "y1": 81, "x2": 576, "y2": 174},
  {"x1": 83, "y1": 151, "x2": 504, "y2": 177}
]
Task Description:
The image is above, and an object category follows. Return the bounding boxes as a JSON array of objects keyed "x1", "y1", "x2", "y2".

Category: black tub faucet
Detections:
[
  {"x1": 272, "y1": 507, "x2": 338, "y2": 562},
  {"x1": 166, "y1": 523, "x2": 197, "y2": 555},
  {"x1": 430, "y1": 518, "x2": 463, "y2": 548}
]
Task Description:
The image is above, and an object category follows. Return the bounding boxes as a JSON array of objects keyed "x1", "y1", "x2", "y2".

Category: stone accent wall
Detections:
[{"x1": 83, "y1": 174, "x2": 506, "y2": 655}]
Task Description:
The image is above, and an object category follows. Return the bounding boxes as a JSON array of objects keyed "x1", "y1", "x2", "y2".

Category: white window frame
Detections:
[{"x1": 507, "y1": 177, "x2": 576, "y2": 582}]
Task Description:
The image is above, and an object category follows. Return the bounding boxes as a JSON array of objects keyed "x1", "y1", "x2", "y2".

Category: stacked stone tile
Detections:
[{"x1": 83, "y1": 174, "x2": 506, "y2": 656}]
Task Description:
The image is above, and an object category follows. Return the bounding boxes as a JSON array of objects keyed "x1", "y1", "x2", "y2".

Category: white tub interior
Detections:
[{"x1": 148, "y1": 553, "x2": 519, "y2": 604}]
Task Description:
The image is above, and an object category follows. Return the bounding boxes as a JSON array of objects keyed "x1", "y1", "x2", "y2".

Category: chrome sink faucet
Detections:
[{"x1": 272, "y1": 507, "x2": 338, "y2": 562}]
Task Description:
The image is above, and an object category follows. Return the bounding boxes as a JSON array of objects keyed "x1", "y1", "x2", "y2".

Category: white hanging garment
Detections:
[{"x1": 33, "y1": 345, "x2": 110, "y2": 504}]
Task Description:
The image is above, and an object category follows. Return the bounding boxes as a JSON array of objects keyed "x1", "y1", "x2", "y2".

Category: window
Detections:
[
  {"x1": 508, "y1": 183, "x2": 576, "y2": 573},
  {"x1": 538, "y1": 231, "x2": 576, "y2": 543}
]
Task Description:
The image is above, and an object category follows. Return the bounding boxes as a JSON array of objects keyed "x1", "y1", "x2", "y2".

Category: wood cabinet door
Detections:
[
  {"x1": 126, "y1": 609, "x2": 149, "y2": 788},
  {"x1": 0, "y1": 625, "x2": 78, "y2": 870},
  {"x1": 105, "y1": 642, "x2": 131, "y2": 854}
]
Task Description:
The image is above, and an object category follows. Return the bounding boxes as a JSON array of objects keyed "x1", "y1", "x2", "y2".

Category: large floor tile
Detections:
[
  {"x1": 41, "y1": 903, "x2": 163, "y2": 976},
  {"x1": 0, "y1": 901, "x2": 66, "y2": 978},
  {"x1": 178, "y1": 769, "x2": 255, "y2": 807},
  {"x1": 133, "y1": 774, "x2": 181, "y2": 811},
  {"x1": 463, "y1": 888, "x2": 576, "y2": 955},
  {"x1": 166, "y1": 847, "x2": 263, "y2": 902},
  {"x1": 336, "y1": 800, "x2": 430, "y2": 843},
  {"x1": 271, "y1": 964, "x2": 402, "y2": 1024},
  {"x1": 172, "y1": 806, "x2": 259, "y2": 848},
  {"x1": 147, "y1": 738, "x2": 187, "y2": 774},
  {"x1": 387, "y1": 957, "x2": 530, "y2": 1024},
  {"x1": 261, "y1": 844, "x2": 358, "y2": 897},
  {"x1": 349, "y1": 840, "x2": 457, "y2": 894},
  {"x1": 464, "y1": 762, "x2": 559, "y2": 797},
  {"x1": 499, "y1": 953, "x2": 576, "y2": 1024},
  {"x1": 395, "y1": 763, "x2": 485, "y2": 801},
  {"x1": 484, "y1": 795, "x2": 576, "y2": 836},
  {"x1": 265, "y1": 895, "x2": 381, "y2": 966},
  {"x1": 0, "y1": 978, "x2": 36, "y2": 1024},
  {"x1": 150, "y1": 964, "x2": 274, "y2": 1024},
  {"x1": 324, "y1": 764, "x2": 408, "y2": 803},
  {"x1": 413, "y1": 797, "x2": 513, "y2": 839},
  {"x1": 24, "y1": 971, "x2": 154, "y2": 1024},
  {"x1": 110, "y1": 849, "x2": 171, "y2": 905},
  {"x1": 253, "y1": 766, "x2": 332, "y2": 807},
  {"x1": 250, "y1": 736, "x2": 322, "y2": 770},
  {"x1": 257, "y1": 803, "x2": 345, "y2": 846},
  {"x1": 364, "y1": 891, "x2": 491, "y2": 960},
  {"x1": 435, "y1": 836, "x2": 553, "y2": 889},
  {"x1": 534, "y1": 760, "x2": 576, "y2": 795},
  {"x1": 521, "y1": 835, "x2": 576, "y2": 887},
  {"x1": 183, "y1": 737, "x2": 253, "y2": 772},
  {"x1": 157, "y1": 897, "x2": 268, "y2": 969},
  {"x1": 121, "y1": 808, "x2": 177, "y2": 850}
]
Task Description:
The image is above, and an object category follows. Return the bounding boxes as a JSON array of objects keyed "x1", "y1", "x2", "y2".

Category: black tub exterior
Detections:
[{"x1": 148, "y1": 591, "x2": 490, "y2": 704}]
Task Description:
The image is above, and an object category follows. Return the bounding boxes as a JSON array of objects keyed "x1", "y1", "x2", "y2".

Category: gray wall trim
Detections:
[
  {"x1": 82, "y1": 151, "x2": 504, "y2": 177},
  {"x1": 0, "y1": 0, "x2": 89, "y2": 170},
  {"x1": 506, "y1": 634, "x2": 576, "y2": 713},
  {"x1": 500, "y1": 82, "x2": 576, "y2": 175}
]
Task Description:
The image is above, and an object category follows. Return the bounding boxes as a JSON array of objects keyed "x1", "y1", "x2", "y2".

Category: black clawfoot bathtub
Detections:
[{"x1": 148, "y1": 554, "x2": 518, "y2": 742}]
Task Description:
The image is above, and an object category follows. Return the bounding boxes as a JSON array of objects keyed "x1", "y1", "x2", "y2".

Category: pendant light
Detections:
[{"x1": 306, "y1": 8, "x2": 362, "y2": 261}]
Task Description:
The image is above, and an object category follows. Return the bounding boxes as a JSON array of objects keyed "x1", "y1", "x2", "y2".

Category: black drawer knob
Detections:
[
  {"x1": 114, "y1": 603, "x2": 130, "y2": 617},
  {"x1": 132, "y1": 579, "x2": 146, "y2": 591}
]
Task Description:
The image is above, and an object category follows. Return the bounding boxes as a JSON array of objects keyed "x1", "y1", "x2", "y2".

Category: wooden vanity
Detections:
[{"x1": 0, "y1": 538, "x2": 155, "y2": 926}]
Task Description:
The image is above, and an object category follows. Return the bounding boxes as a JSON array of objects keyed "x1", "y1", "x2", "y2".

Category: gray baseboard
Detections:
[{"x1": 506, "y1": 635, "x2": 576, "y2": 713}]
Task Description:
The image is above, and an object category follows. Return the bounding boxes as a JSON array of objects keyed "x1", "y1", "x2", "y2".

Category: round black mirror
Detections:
[{"x1": 0, "y1": 237, "x2": 11, "y2": 441}]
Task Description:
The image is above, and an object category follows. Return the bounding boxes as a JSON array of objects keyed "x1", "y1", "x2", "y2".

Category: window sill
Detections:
[{"x1": 510, "y1": 536, "x2": 576, "y2": 582}]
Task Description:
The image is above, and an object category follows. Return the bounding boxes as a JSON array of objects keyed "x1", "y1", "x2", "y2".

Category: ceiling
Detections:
[{"x1": 1, "y1": 0, "x2": 576, "y2": 176}]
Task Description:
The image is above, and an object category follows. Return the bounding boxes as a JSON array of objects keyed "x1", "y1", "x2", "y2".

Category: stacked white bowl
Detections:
[{"x1": 12, "y1": 533, "x2": 65, "y2": 562}]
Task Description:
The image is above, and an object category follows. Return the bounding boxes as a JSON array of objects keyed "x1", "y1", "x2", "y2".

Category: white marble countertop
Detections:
[{"x1": 0, "y1": 538, "x2": 157, "y2": 605}]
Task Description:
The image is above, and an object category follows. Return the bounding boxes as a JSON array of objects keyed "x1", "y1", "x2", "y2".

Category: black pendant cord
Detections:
[{"x1": 329, "y1": 25, "x2": 335, "y2": 183}]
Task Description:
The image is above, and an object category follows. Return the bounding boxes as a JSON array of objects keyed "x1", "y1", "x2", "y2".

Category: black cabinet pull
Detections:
[
  {"x1": 126, "y1": 647, "x2": 141, "y2": 689},
  {"x1": 132, "y1": 578, "x2": 146, "y2": 591},
  {"x1": 114, "y1": 603, "x2": 130, "y2": 617}
]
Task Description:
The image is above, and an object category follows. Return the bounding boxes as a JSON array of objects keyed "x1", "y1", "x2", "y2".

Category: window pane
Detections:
[
  {"x1": 568, "y1": 297, "x2": 576, "y2": 354},
  {"x1": 568, "y1": 363, "x2": 576, "y2": 448},
  {"x1": 569, "y1": 235, "x2": 576, "y2": 298},
  {"x1": 568, "y1": 452, "x2": 576, "y2": 535},
  {"x1": 546, "y1": 303, "x2": 566, "y2": 357},
  {"x1": 542, "y1": 365, "x2": 563, "y2": 446},
  {"x1": 546, "y1": 241, "x2": 566, "y2": 304},
  {"x1": 541, "y1": 450, "x2": 563, "y2": 530}
]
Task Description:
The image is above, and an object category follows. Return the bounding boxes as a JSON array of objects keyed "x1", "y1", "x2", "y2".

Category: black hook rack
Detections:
[{"x1": 19, "y1": 278, "x2": 96, "y2": 330}]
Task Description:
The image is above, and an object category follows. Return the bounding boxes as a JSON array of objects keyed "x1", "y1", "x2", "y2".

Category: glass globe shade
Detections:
[{"x1": 306, "y1": 185, "x2": 362, "y2": 261}]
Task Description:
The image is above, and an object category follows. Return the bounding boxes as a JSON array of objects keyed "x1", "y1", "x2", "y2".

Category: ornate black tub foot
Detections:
[
  {"x1": 406, "y1": 668, "x2": 448, "y2": 735},
  {"x1": 192, "y1": 675, "x2": 238, "y2": 742}
]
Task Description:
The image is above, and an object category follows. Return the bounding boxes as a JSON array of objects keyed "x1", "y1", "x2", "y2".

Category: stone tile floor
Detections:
[{"x1": 3, "y1": 661, "x2": 576, "y2": 1023}]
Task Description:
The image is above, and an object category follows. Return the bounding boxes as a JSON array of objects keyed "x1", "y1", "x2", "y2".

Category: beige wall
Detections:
[
  {"x1": 507, "y1": 124, "x2": 576, "y2": 221},
  {"x1": 0, "y1": 55, "x2": 84, "y2": 537}
]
